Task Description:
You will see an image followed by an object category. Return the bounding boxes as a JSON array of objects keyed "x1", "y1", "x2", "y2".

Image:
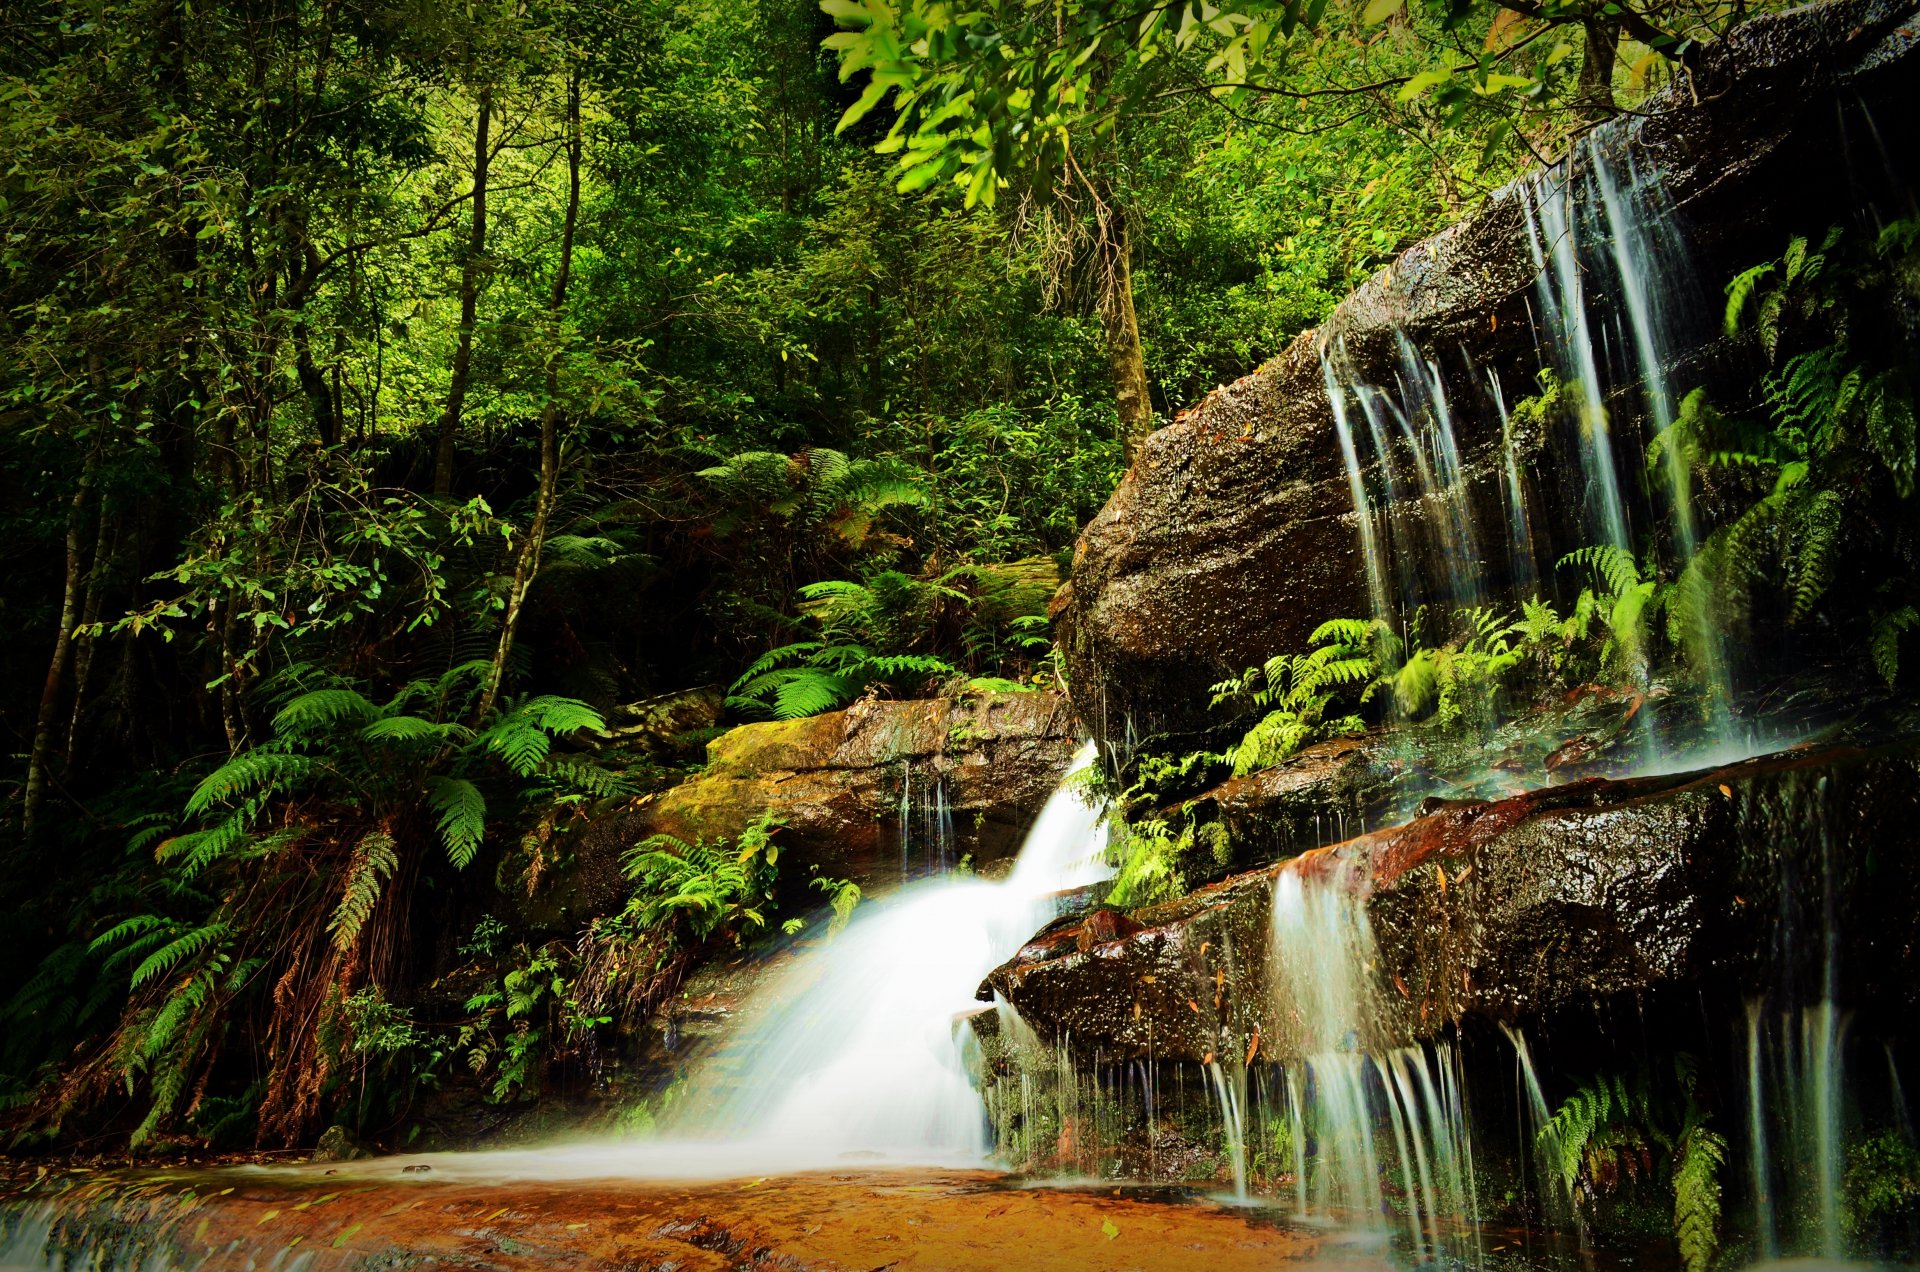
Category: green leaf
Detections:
[{"x1": 428, "y1": 777, "x2": 487, "y2": 867}]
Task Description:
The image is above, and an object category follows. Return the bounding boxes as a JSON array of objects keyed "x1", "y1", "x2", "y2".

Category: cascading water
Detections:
[
  {"x1": 661, "y1": 741, "x2": 1109, "y2": 1166},
  {"x1": 1266, "y1": 859, "x2": 1483, "y2": 1260}
]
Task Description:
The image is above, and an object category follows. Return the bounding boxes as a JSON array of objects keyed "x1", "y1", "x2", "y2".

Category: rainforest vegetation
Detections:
[{"x1": 0, "y1": 0, "x2": 1877, "y2": 1165}]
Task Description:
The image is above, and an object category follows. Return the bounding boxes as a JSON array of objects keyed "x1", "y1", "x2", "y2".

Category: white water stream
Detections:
[{"x1": 278, "y1": 742, "x2": 1112, "y2": 1185}]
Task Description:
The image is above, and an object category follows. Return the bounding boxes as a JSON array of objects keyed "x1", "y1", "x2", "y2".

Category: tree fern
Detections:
[{"x1": 330, "y1": 831, "x2": 398, "y2": 953}]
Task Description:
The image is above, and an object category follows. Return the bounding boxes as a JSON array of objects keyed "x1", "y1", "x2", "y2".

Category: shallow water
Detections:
[{"x1": 0, "y1": 1163, "x2": 1396, "y2": 1271}]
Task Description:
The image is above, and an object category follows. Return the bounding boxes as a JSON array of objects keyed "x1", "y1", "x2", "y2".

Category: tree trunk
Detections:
[
  {"x1": 24, "y1": 442, "x2": 100, "y2": 838},
  {"x1": 434, "y1": 85, "x2": 493, "y2": 497},
  {"x1": 293, "y1": 319, "x2": 339, "y2": 447},
  {"x1": 1577, "y1": 15, "x2": 1621, "y2": 124},
  {"x1": 1096, "y1": 201, "x2": 1154, "y2": 466},
  {"x1": 476, "y1": 70, "x2": 580, "y2": 724}
]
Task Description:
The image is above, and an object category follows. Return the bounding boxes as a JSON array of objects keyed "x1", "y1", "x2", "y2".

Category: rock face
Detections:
[
  {"x1": 985, "y1": 740, "x2": 1920, "y2": 1064},
  {"x1": 1059, "y1": 0, "x2": 1920, "y2": 748},
  {"x1": 578, "y1": 690, "x2": 1080, "y2": 899}
]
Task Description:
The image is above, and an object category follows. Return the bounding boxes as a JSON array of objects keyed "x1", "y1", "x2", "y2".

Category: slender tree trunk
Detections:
[
  {"x1": 25, "y1": 440, "x2": 101, "y2": 838},
  {"x1": 66, "y1": 507, "x2": 120, "y2": 767},
  {"x1": 1577, "y1": 16, "x2": 1621, "y2": 124},
  {"x1": 476, "y1": 70, "x2": 580, "y2": 724},
  {"x1": 293, "y1": 319, "x2": 339, "y2": 447},
  {"x1": 1096, "y1": 201, "x2": 1153, "y2": 465},
  {"x1": 435, "y1": 85, "x2": 493, "y2": 497}
]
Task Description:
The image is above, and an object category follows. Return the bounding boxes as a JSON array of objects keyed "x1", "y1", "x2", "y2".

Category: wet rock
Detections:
[
  {"x1": 1059, "y1": 0, "x2": 1920, "y2": 748},
  {"x1": 578, "y1": 690, "x2": 1080, "y2": 895},
  {"x1": 1178, "y1": 736, "x2": 1389, "y2": 867},
  {"x1": 311, "y1": 1125, "x2": 372, "y2": 1163},
  {"x1": 601, "y1": 685, "x2": 725, "y2": 754},
  {"x1": 985, "y1": 739, "x2": 1920, "y2": 1064}
]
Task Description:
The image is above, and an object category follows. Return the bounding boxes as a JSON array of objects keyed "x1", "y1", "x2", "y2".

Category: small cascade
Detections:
[
  {"x1": 897, "y1": 761, "x2": 959, "y2": 878},
  {"x1": 1487, "y1": 368, "x2": 1540, "y2": 592},
  {"x1": 1266, "y1": 860, "x2": 1482, "y2": 1255},
  {"x1": 1501, "y1": 1022, "x2": 1573, "y2": 1229},
  {"x1": 1206, "y1": 1060, "x2": 1251, "y2": 1203},
  {"x1": 1323, "y1": 350, "x2": 1393, "y2": 626},
  {"x1": 1522, "y1": 162, "x2": 1633, "y2": 558},
  {"x1": 665, "y1": 743, "x2": 1109, "y2": 1167},
  {"x1": 1321, "y1": 330, "x2": 1492, "y2": 627}
]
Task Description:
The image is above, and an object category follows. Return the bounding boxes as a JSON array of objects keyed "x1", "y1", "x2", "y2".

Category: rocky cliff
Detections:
[{"x1": 1058, "y1": 0, "x2": 1920, "y2": 749}]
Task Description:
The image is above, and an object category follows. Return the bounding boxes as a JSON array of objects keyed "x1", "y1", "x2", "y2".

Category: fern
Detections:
[
  {"x1": 361, "y1": 714, "x2": 469, "y2": 744},
  {"x1": 129, "y1": 923, "x2": 230, "y2": 990},
  {"x1": 1871, "y1": 607, "x2": 1920, "y2": 685},
  {"x1": 428, "y1": 777, "x2": 487, "y2": 867},
  {"x1": 272, "y1": 688, "x2": 377, "y2": 737},
  {"x1": 330, "y1": 831, "x2": 398, "y2": 953},
  {"x1": 1673, "y1": 1122, "x2": 1726, "y2": 1272},
  {"x1": 539, "y1": 757, "x2": 638, "y2": 799},
  {"x1": 184, "y1": 748, "x2": 313, "y2": 816}
]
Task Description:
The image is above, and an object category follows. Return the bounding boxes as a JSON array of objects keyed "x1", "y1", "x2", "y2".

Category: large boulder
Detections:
[
  {"x1": 984, "y1": 740, "x2": 1920, "y2": 1064},
  {"x1": 1059, "y1": 0, "x2": 1920, "y2": 748}
]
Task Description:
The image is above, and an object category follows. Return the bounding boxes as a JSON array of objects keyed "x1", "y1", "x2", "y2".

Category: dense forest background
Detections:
[{"x1": 0, "y1": 0, "x2": 1748, "y2": 1152}]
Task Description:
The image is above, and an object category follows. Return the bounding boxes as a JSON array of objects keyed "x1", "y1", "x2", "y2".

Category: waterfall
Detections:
[
  {"x1": 1267, "y1": 860, "x2": 1481, "y2": 1254},
  {"x1": 1523, "y1": 163, "x2": 1633, "y2": 558},
  {"x1": 664, "y1": 741, "x2": 1109, "y2": 1166}
]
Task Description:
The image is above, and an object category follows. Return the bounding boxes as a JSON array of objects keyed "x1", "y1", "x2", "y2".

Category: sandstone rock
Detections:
[
  {"x1": 984, "y1": 740, "x2": 1920, "y2": 1064},
  {"x1": 578, "y1": 690, "x2": 1080, "y2": 897},
  {"x1": 1059, "y1": 0, "x2": 1920, "y2": 748},
  {"x1": 312, "y1": 1124, "x2": 372, "y2": 1162}
]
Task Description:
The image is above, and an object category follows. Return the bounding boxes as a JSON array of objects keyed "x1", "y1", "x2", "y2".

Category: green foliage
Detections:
[
  {"x1": 1559, "y1": 546, "x2": 1667, "y2": 682},
  {"x1": 1539, "y1": 1056, "x2": 1723, "y2": 1271},
  {"x1": 1661, "y1": 219, "x2": 1920, "y2": 679},
  {"x1": 1210, "y1": 617, "x2": 1394, "y2": 773},
  {"x1": 1845, "y1": 1131, "x2": 1920, "y2": 1249},
  {"x1": 329, "y1": 833, "x2": 398, "y2": 954},
  {"x1": 621, "y1": 811, "x2": 787, "y2": 949},
  {"x1": 729, "y1": 559, "x2": 1058, "y2": 719},
  {"x1": 1104, "y1": 817, "x2": 1195, "y2": 909}
]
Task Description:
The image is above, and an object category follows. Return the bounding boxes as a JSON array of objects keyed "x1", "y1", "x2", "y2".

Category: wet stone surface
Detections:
[
  {"x1": 985, "y1": 738, "x2": 1920, "y2": 1065},
  {"x1": 0, "y1": 1161, "x2": 1385, "y2": 1272}
]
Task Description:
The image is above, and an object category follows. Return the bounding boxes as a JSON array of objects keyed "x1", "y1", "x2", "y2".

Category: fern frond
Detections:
[
  {"x1": 1673, "y1": 1124, "x2": 1726, "y2": 1272},
  {"x1": 272, "y1": 688, "x2": 377, "y2": 737},
  {"x1": 185, "y1": 749, "x2": 313, "y2": 816},
  {"x1": 428, "y1": 776, "x2": 487, "y2": 867},
  {"x1": 1785, "y1": 488, "x2": 1845, "y2": 622},
  {"x1": 330, "y1": 831, "x2": 398, "y2": 953},
  {"x1": 88, "y1": 915, "x2": 170, "y2": 955},
  {"x1": 539, "y1": 758, "x2": 639, "y2": 799},
  {"x1": 362, "y1": 714, "x2": 470, "y2": 745},
  {"x1": 1559, "y1": 545, "x2": 1641, "y2": 599},
  {"x1": 1871, "y1": 606, "x2": 1920, "y2": 686},
  {"x1": 1723, "y1": 260, "x2": 1777, "y2": 336},
  {"x1": 129, "y1": 923, "x2": 230, "y2": 990},
  {"x1": 514, "y1": 696, "x2": 607, "y2": 738}
]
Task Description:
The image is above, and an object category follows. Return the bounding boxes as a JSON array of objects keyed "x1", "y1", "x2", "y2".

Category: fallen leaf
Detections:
[
  {"x1": 331, "y1": 1223, "x2": 362, "y2": 1249},
  {"x1": 1187, "y1": 999, "x2": 1200, "y2": 1014},
  {"x1": 1719, "y1": 783, "x2": 1734, "y2": 798},
  {"x1": 1101, "y1": 1219, "x2": 1121, "y2": 1241},
  {"x1": 1245, "y1": 1028, "x2": 1261, "y2": 1065},
  {"x1": 1435, "y1": 863, "x2": 1448, "y2": 892}
]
